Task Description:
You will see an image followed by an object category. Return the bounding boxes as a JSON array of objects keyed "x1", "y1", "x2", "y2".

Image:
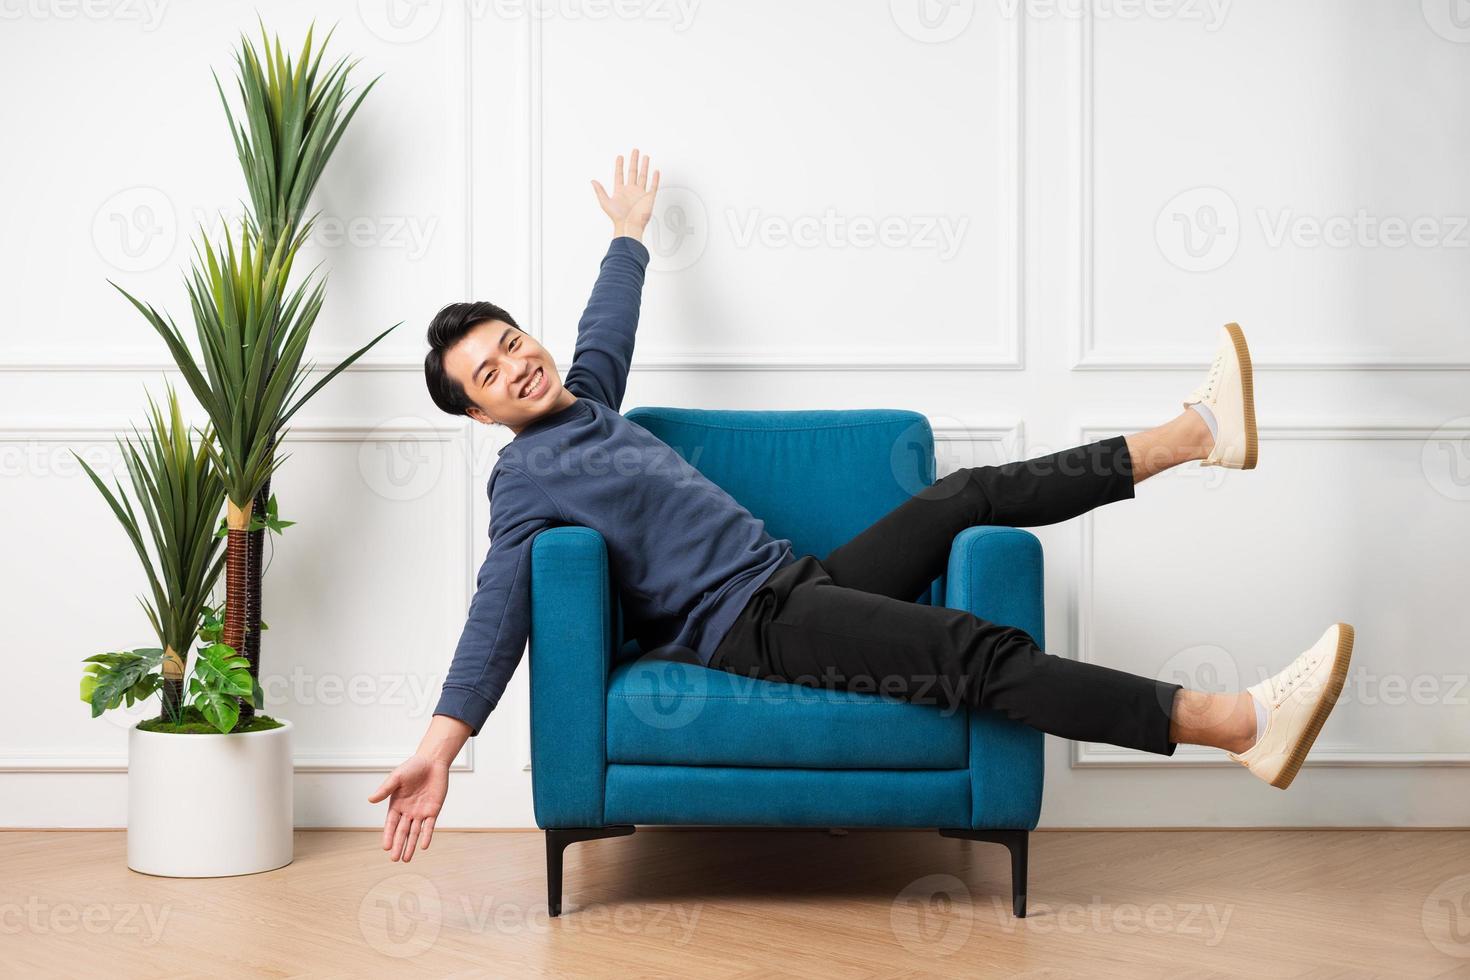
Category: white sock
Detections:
[
  {"x1": 1189, "y1": 401, "x2": 1218, "y2": 441},
  {"x1": 1250, "y1": 691, "x2": 1268, "y2": 747}
]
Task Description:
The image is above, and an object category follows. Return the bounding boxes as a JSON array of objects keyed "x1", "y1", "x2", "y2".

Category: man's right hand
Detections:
[
  {"x1": 369, "y1": 714, "x2": 471, "y2": 862},
  {"x1": 369, "y1": 755, "x2": 448, "y2": 862}
]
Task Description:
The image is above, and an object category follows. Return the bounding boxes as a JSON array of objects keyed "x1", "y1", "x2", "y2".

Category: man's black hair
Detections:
[{"x1": 424, "y1": 301, "x2": 521, "y2": 417}]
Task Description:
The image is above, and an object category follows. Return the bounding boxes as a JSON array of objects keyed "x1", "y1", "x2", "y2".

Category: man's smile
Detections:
[{"x1": 521, "y1": 366, "x2": 547, "y2": 399}]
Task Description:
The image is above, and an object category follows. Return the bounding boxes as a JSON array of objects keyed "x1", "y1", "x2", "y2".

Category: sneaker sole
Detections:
[
  {"x1": 1269, "y1": 622, "x2": 1354, "y2": 789},
  {"x1": 1223, "y1": 322, "x2": 1258, "y2": 470}
]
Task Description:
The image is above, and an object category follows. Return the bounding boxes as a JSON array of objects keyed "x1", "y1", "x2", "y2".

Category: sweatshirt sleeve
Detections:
[
  {"x1": 433, "y1": 464, "x2": 559, "y2": 736},
  {"x1": 561, "y1": 235, "x2": 651, "y2": 411}
]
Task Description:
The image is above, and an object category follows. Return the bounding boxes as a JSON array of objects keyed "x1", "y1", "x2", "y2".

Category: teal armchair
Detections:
[{"x1": 528, "y1": 409, "x2": 1044, "y2": 917}]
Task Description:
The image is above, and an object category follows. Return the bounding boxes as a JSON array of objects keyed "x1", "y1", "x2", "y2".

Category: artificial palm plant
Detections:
[
  {"x1": 110, "y1": 25, "x2": 394, "y2": 726},
  {"x1": 215, "y1": 24, "x2": 382, "y2": 721},
  {"x1": 114, "y1": 220, "x2": 393, "y2": 725},
  {"x1": 219, "y1": 23, "x2": 375, "y2": 255},
  {"x1": 75, "y1": 387, "x2": 230, "y2": 724}
]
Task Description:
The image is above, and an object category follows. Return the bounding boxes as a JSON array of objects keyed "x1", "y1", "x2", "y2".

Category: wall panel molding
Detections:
[
  {"x1": 0, "y1": 418, "x2": 476, "y2": 774},
  {"x1": 1067, "y1": 10, "x2": 1470, "y2": 372},
  {"x1": 0, "y1": 5, "x2": 476, "y2": 378},
  {"x1": 528, "y1": 12, "x2": 1027, "y2": 372},
  {"x1": 1070, "y1": 419, "x2": 1470, "y2": 769},
  {"x1": 933, "y1": 419, "x2": 1026, "y2": 469}
]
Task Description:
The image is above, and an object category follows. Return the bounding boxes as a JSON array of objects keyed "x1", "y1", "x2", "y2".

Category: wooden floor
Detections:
[{"x1": 4, "y1": 829, "x2": 1468, "y2": 978}]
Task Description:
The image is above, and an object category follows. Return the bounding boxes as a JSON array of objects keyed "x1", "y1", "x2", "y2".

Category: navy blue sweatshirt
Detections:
[{"x1": 434, "y1": 236, "x2": 798, "y2": 735}]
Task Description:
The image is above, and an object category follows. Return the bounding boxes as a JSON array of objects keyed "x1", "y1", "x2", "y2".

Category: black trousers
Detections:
[{"x1": 708, "y1": 435, "x2": 1183, "y2": 756}]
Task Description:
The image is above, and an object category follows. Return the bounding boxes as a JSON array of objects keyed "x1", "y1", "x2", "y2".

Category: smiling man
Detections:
[
  {"x1": 371, "y1": 147, "x2": 803, "y2": 858},
  {"x1": 370, "y1": 147, "x2": 1354, "y2": 869}
]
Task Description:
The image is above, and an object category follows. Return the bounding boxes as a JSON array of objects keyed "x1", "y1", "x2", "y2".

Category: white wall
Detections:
[{"x1": 2, "y1": 0, "x2": 1467, "y2": 828}]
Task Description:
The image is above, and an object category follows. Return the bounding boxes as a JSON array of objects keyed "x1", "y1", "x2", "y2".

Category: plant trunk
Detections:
[
  {"x1": 223, "y1": 498, "x2": 253, "y2": 732},
  {"x1": 240, "y1": 475, "x2": 270, "y2": 723},
  {"x1": 159, "y1": 644, "x2": 184, "y2": 723}
]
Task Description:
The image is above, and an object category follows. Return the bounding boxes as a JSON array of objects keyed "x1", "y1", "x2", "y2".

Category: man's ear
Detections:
[{"x1": 465, "y1": 406, "x2": 497, "y2": 426}]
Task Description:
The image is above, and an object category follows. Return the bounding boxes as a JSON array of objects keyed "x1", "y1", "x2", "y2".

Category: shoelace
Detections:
[
  {"x1": 1266, "y1": 655, "x2": 1318, "y2": 703},
  {"x1": 1198, "y1": 348, "x2": 1225, "y2": 401}
]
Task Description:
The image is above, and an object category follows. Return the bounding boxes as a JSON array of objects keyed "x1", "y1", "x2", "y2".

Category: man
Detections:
[{"x1": 370, "y1": 148, "x2": 1353, "y2": 863}]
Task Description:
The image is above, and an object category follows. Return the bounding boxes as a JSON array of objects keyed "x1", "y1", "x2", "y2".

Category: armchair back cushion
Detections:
[{"x1": 624, "y1": 407, "x2": 942, "y2": 604}]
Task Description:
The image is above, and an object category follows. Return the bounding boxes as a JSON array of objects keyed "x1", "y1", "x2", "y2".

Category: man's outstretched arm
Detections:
[
  {"x1": 369, "y1": 464, "x2": 551, "y2": 862},
  {"x1": 561, "y1": 148, "x2": 660, "y2": 411}
]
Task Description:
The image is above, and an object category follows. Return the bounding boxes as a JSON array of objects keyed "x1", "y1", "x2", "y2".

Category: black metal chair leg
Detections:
[
  {"x1": 939, "y1": 828, "x2": 1029, "y2": 917},
  {"x1": 545, "y1": 825, "x2": 636, "y2": 917}
]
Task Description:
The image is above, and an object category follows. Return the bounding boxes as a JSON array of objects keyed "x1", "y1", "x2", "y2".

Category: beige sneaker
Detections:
[
  {"x1": 1229, "y1": 623, "x2": 1354, "y2": 789},
  {"x1": 1184, "y1": 322, "x2": 1258, "y2": 469}
]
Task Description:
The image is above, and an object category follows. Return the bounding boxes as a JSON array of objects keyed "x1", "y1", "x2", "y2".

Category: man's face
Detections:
[{"x1": 442, "y1": 320, "x2": 569, "y2": 434}]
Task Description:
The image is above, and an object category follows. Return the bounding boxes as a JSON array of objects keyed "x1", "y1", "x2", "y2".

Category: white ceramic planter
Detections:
[{"x1": 127, "y1": 718, "x2": 294, "y2": 877}]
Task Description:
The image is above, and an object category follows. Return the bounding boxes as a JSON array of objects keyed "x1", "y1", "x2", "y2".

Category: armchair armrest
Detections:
[
  {"x1": 529, "y1": 526, "x2": 618, "y2": 828},
  {"x1": 945, "y1": 526, "x2": 1046, "y2": 830}
]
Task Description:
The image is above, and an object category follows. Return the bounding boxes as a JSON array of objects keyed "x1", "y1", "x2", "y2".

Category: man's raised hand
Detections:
[{"x1": 591, "y1": 147, "x2": 660, "y2": 241}]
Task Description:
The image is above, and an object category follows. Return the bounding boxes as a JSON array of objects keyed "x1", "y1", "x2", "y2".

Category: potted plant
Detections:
[
  {"x1": 80, "y1": 25, "x2": 394, "y2": 876},
  {"x1": 77, "y1": 388, "x2": 294, "y2": 876}
]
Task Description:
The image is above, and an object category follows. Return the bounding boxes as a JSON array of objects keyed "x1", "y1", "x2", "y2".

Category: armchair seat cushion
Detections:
[
  {"x1": 603, "y1": 765, "x2": 972, "y2": 827},
  {"x1": 606, "y1": 658, "x2": 968, "y2": 770}
]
